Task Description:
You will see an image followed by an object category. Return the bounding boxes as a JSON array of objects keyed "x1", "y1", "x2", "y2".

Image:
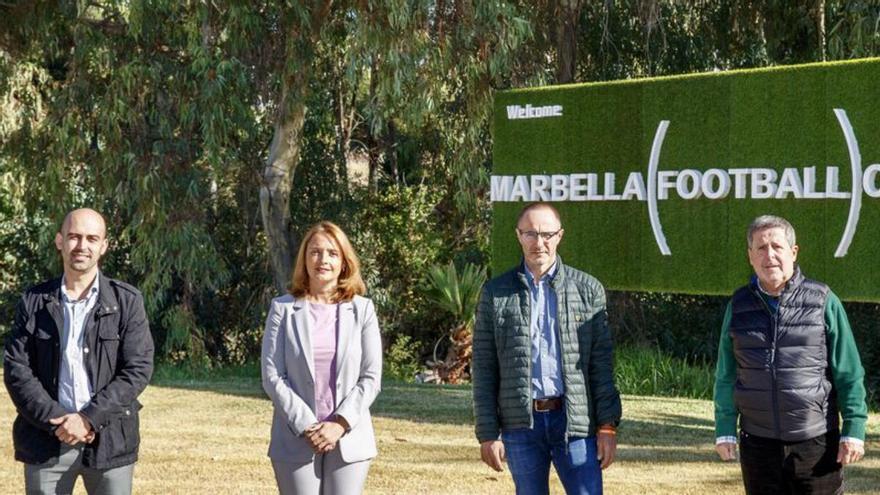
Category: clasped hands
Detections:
[
  {"x1": 304, "y1": 417, "x2": 350, "y2": 454},
  {"x1": 50, "y1": 412, "x2": 95, "y2": 446}
]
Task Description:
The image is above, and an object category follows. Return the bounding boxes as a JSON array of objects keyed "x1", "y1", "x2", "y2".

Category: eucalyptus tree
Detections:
[
  {"x1": 260, "y1": 1, "x2": 531, "y2": 293},
  {"x1": 0, "y1": 2, "x2": 269, "y2": 361},
  {"x1": 0, "y1": 1, "x2": 532, "y2": 361}
]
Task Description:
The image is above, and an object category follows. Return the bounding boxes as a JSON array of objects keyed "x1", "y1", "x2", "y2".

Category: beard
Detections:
[{"x1": 66, "y1": 254, "x2": 97, "y2": 272}]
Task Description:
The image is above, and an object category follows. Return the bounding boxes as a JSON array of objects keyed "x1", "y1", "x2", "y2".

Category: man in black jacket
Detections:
[{"x1": 4, "y1": 208, "x2": 154, "y2": 494}]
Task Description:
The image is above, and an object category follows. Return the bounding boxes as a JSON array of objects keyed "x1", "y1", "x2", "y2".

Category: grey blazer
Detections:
[{"x1": 261, "y1": 294, "x2": 382, "y2": 463}]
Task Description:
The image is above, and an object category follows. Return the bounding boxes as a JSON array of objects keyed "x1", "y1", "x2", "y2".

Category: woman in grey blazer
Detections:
[{"x1": 261, "y1": 221, "x2": 382, "y2": 495}]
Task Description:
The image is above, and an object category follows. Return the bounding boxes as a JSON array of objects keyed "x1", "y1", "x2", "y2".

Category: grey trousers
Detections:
[
  {"x1": 272, "y1": 448, "x2": 371, "y2": 495},
  {"x1": 24, "y1": 444, "x2": 134, "y2": 495}
]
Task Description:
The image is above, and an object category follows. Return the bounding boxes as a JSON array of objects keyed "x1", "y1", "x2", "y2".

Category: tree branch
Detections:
[{"x1": 77, "y1": 16, "x2": 126, "y2": 35}]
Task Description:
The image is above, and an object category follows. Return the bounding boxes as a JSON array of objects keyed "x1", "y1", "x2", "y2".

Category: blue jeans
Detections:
[{"x1": 501, "y1": 408, "x2": 602, "y2": 495}]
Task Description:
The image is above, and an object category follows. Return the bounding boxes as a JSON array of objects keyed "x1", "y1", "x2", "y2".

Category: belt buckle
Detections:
[{"x1": 534, "y1": 399, "x2": 551, "y2": 412}]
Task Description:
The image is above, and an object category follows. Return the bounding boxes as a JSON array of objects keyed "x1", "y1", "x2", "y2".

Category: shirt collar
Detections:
[
  {"x1": 521, "y1": 258, "x2": 559, "y2": 286},
  {"x1": 750, "y1": 274, "x2": 782, "y2": 298},
  {"x1": 61, "y1": 272, "x2": 101, "y2": 303}
]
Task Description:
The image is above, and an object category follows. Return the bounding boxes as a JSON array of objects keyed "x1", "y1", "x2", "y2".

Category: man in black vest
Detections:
[
  {"x1": 4, "y1": 208, "x2": 154, "y2": 494},
  {"x1": 713, "y1": 215, "x2": 867, "y2": 494}
]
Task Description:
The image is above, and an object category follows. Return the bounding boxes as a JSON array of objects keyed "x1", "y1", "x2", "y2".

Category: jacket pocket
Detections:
[
  {"x1": 98, "y1": 326, "x2": 121, "y2": 375},
  {"x1": 98, "y1": 402, "x2": 141, "y2": 461}
]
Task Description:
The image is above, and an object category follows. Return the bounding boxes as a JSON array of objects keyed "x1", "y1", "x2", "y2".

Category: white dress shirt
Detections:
[{"x1": 58, "y1": 274, "x2": 99, "y2": 413}]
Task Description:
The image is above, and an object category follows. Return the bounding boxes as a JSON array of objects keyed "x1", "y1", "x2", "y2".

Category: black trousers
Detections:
[{"x1": 740, "y1": 429, "x2": 844, "y2": 495}]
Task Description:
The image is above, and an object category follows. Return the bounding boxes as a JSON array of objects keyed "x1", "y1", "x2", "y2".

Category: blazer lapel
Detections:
[
  {"x1": 336, "y1": 301, "x2": 356, "y2": 374},
  {"x1": 290, "y1": 298, "x2": 315, "y2": 381}
]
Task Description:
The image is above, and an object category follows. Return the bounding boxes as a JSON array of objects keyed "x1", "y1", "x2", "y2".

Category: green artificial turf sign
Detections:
[{"x1": 491, "y1": 58, "x2": 880, "y2": 301}]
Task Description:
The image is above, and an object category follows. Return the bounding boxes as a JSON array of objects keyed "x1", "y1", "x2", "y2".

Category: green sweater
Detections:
[{"x1": 714, "y1": 289, "x2": 868, "y2": 441}]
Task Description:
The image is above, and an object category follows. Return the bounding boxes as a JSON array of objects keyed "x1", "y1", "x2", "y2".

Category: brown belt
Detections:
[{"x1": 533, "y1": 397, "x2": 563, "y2": 412}]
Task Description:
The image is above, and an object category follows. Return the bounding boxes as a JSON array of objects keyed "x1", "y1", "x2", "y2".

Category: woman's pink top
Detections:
[{"x1": 308, "y1": 301, "x2": 338, "y2": 421}]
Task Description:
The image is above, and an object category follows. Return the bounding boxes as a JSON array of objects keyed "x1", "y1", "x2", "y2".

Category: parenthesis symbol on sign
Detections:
[
  {"x1": 833, "y1": 109, "x2": 862, "y2": 258},
  {"x1": 647, "y1": 120, "x2": 672, "y2": 256}
]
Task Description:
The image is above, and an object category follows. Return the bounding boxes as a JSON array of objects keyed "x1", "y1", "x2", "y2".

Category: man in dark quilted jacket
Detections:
[{"x1": 473, "y1": 202, "x2": 622, "y2": 495}]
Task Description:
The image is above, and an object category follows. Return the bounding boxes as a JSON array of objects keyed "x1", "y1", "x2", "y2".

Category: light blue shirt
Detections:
[
  {"x1": 59, "y1": 273, "x2": 99, "y2": 413},
  {"x1": 524, "y1": 261, "x2": 564, "y2": 399}
]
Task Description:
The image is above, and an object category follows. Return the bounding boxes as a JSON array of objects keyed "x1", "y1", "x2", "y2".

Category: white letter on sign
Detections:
[
  {"x1": 751, "y1": 168, "x2": 778, "y2": 199},
  {"x1": 701, "y1": 169, "x2": 731, "y2": 199},
  {"x1": 775, "y1": 168, "x2": 804, "y2": 199},
  {"x1": 511, "y1": 175, "x2": 530, "y2": 201},
  {"x1": 676, "y1": 169, "x2": 703, "y2": 199},
  {"x1": 490, "y1": 175, "x2": 513, "y2": 201},
  {"x1": 863, "y1": 164, "x2": 880, "y2": 197},
  {"x1": 530, "y1": 175, "x2": 550, "y2": 201},
  {"x1": 551, "y1": 174, "x2": 570, "y2": 201}
]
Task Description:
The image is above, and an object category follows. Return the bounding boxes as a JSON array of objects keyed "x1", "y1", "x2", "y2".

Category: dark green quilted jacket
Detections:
[{"x1": 472, "y1": 258, "x2": 622, "y2": 442}]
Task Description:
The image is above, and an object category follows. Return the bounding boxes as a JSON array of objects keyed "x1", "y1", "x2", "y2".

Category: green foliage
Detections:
[
  {"x1": 0, "y1": 2, "x2": 276, "y2": 363},
  {"x1": 4, "y1": 0, "x2": 880, "y2": 383},
  {"x1": 609, "y1": 291, "x2": 727, "y2": 363},
  {"x1": 615, "y1": 345, "x2": 715, "y2": 400},
  {"x1": 0, "y1": 169, "x2": 55, "y2": 338},
  {"x1": 384, "y1": 335, "x2": 423, "y2": 383},
  {"x1": 160, "y1": 304, "x2": 207, "y2": 367},
  {"x1": 424, "y1": 262, "x2": 487, "y2": 328},
  {"x1": 827, "y1": 2, "x2": 880, "y2": 59},
  {"x1": 348, "y1": 185, "x2": 447, "y2": 341},
  {"x1": 840, "y1": 301, "x2": 880, "y2": 408}
]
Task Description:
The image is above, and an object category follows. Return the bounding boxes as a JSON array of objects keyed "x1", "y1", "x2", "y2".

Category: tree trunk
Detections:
[
  {"x1": 555, "y1": 0, "x2": 583, "y2": 84},
  {"x1": 334, "y1": 71, "x2": 357, "y2": 198},
  {"x1": 260, "y1": 82, "x2": 308, "y2": 295},
  {"x1": 437, "y1": 323, "x2": 473, "y2": 384},
  {"x1": 815, "y1": 0, "x2": 826, "y2": 61},
  {"x1": 386, "y1": 120, "x2": 399, "y2": 184},
  {"x1": 259, "y1": 1, "x2": 331, "y2": 295},
  {"x1": 367, "y1": 55, "x2": 380, "y2": 193}
]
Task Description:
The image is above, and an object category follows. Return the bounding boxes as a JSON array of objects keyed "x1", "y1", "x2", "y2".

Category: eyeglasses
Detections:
[{"x1": 517, "y1": 229, "x2": 562, "y2": 241}]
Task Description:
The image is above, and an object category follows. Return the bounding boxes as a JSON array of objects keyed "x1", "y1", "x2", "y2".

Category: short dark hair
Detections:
[{"x1": 516, "y1": 202, "x2": 561, "y2": 226}]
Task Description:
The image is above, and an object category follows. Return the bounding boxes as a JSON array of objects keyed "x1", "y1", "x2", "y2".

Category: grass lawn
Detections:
[{"x1": 1, "y1": 371, "x2": 878, "y2": 494}]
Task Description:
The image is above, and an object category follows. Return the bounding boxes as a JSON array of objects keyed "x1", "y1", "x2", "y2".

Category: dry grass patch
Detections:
[{"x1": 1, "y1": 374, "x2": 878, "y2": 494}]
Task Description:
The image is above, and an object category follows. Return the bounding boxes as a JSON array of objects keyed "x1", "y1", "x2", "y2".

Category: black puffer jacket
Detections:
[
  {"x1": 4, "y1": 274, "x2": 154, "y2": 468},
  {"x1": 729, "y1": 267, "x2": 836, "y2": 442}
]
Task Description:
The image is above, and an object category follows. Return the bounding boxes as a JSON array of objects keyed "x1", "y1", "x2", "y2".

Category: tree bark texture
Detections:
[
  {"x1": 261, "y1": 81, "x2": 308, "y2": 295},
  {"x1": 815, "y1": 0, "x2": 826, "y2": 61},
  {"x1": 259, "y1": 1, "x2": 331, "y2": 295},
  {"x1": 555, "y1": 0, "x2": 583, "y2": 84}
]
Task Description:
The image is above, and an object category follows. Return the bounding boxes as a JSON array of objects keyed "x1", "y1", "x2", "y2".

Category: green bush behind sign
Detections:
[{"x1": 491, "y1": 58, "x2": 880, "y2": 302}]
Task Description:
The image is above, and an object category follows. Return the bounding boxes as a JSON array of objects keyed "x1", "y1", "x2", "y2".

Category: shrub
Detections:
[
  {"x1": 384, "y1": 335, "x2": 423, "y2": 383},
  {"x1": 615, "y1": 345, "x2": 714, "y2": 399},
  {"x1": 348, "y1": 185, "x2": 449, "y2": 346}
]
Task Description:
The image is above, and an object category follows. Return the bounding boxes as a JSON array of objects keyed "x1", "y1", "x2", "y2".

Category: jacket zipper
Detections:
[
  {"x1": 770, "y1": 310, "x2": 781, "y2": 438},
  {"x1": 754, "y1": 287, "x2": 782, "y2": 438},
  {"x1": 553, "y1": 279, "x2": 571, "y2": 450},
  {"x1": 525, "y1": 280, "x2": 534, "y2": 431}
]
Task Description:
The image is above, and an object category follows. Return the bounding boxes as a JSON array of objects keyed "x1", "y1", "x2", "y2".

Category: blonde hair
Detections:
[{"x1": 290, "y1": 221, "x2": 366, "y2": 302}]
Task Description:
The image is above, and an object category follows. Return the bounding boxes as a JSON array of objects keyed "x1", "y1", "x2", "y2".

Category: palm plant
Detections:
[{"x1": 424, "y1": 261, "x2": 487, "y2": 384}]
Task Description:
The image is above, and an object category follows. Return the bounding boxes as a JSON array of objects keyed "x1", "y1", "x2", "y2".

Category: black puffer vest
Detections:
[{"x1": 729, "y1": 267, "x2": 836, "y2": 442}]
